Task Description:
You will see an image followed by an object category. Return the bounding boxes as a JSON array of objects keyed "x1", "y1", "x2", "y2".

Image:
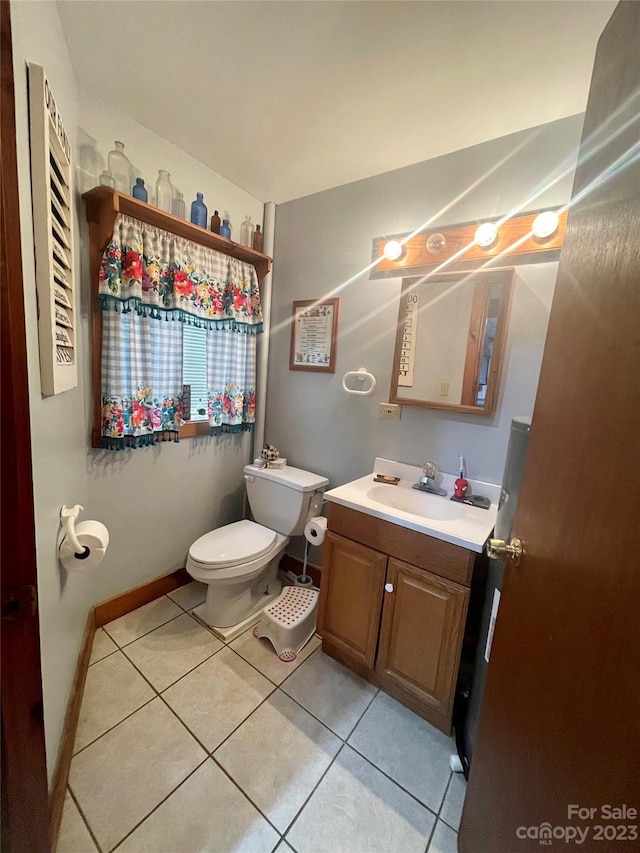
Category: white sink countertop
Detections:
[{"x1": 323, "y1": 457, "x2": 500, "y2": 553}]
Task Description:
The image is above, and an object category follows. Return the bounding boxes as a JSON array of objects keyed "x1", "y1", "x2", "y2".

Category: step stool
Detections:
[{"x1": 253, "y1": 586, "x2": 319, "y2": 662}]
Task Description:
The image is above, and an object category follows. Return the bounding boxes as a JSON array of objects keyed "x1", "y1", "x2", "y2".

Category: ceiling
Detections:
[{"x1": 58, "y1": 1, "x2": 615, "y2": 203}]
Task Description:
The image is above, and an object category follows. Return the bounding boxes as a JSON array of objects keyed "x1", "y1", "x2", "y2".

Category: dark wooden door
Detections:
[
  {"x1": 318, "y1": 532, "x2": 387, "y2": 668},
  {"x1": 459, "y1": 3, "x2": 640, "y2": 850},
  {"x1": 376, "y1": 559, "x2": 468, "y2": 725},
  {"x1": 1, "y1": 4, "x2": 49, "y2": 851}
]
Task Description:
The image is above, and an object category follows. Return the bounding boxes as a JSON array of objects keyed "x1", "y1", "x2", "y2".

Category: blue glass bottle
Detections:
[
  {"x1": 132, "y1": 177, "x2": 148, "y2": 202},
  {"x1": 220, "y1": 218, "x2": 231, "y2": 239},
  {"x1": 190, "y1": 193, "x2": 208, "y2": 228}
]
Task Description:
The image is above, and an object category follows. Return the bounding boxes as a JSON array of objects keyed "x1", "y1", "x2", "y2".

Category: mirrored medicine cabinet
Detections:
[{"x1": 389, "y1": 269, "x2": 514, "y2": 416}]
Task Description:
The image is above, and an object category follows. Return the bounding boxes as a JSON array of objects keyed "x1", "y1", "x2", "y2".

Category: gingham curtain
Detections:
[
  {"x1": 98, "y1": 214, "x2": 263, "y2": 449},
  {"x1": 100, "y1": 309, "x2": 184, "y2": 448},
  {"x1": 206, "y1": 327, "x2": 257, "y2": 435}
]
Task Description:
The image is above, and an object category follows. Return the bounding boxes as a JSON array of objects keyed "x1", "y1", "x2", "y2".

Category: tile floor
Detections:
[{"x1": 60, "y1": 581, "x2": 466, "y2": 853}]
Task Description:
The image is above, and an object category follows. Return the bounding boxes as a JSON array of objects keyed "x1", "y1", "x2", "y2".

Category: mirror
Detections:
[{"x1": 390, "y1": 269, "x2": 514, "y2": 416}]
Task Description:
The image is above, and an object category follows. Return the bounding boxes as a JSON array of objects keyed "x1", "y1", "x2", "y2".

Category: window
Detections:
[{"x1": 182, "y1": 325, "x2": 208, "y2": 422}]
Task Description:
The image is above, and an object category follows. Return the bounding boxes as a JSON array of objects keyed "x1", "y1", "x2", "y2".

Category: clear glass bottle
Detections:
[
  {"x1": 252, "y1": 224, "x2": 264, "y2": 253},
  {"x1": 99, "y1": 170, "x2": 116, "y2": 188},
  {"x1": 132, "y1": 177, "x2": 148, "y2": 202},
  {"x1": 172, "y1": 191, "x2": 186, "y2": 219},
  {"x1": 190, "y1": 192, "x2": 208, "y2": 228},
  {"x1": 155, "y1": 170, "x2": 173, "y2": 213},
  {"x1": 240, "y1": 215, "x2": 255, "y2": 247},
  {"x1": 107, "y1": 141, "x2": 131, "y2": 193}
]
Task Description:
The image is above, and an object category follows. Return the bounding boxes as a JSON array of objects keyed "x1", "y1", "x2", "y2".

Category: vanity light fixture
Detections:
[
  {"x1": 382, "y1": 240, "x2": 405, "y2": 261},
  {"x1": 532, "y1": 210, "x2": 560, "y2": 240},
  {"x1": 474, "y1": 222, "x2": 499, "y2": 248},
  {"x1": 426, "y1": 233, "x2": 446, "y2": 254}
]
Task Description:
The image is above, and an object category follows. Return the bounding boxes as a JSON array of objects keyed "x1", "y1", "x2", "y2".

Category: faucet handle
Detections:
[{"x1": 422, "y1": 461, "x2": 438, "y2": 480}]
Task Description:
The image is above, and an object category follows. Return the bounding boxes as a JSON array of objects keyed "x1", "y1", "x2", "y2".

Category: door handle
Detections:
[
  {"x1": 486, "y1": 537, "x2": 523, "y2": 566},
  {"x1": 385, "y1": 583, "x2": 394, "y2": 593}
]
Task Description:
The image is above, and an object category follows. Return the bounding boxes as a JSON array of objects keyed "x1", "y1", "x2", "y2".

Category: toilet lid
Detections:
[{"x1": 188, "y1": 520, "x2": 277, "y2": 568}]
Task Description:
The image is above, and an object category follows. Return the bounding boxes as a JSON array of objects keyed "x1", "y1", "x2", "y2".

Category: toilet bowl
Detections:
[{"x1": 187, "y1": 463, "x2": 328, "y2": 639}]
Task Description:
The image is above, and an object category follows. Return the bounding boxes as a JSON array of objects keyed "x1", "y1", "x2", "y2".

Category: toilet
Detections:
[{"x1": 187, "y1": 463, "x2": 328, "y2": 640}]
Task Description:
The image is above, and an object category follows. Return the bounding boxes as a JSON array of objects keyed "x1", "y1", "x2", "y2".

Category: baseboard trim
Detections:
[
  {"x1": 48, "y1": 608, "x2": 96, "y2": 852},
  {"x1": 49, "y1": 567, "x2": 191, "y2": 849},
  {"x1": 279, "y1": 553, "x2": 322, "y2": 588},
  {"x1": 94, "y1": 567, "x2": 190, "y2": 628}
]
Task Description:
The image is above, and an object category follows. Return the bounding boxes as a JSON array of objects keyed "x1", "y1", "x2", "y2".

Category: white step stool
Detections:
[{"x1": 253, "y1": 586, "x2": 319, "y2": 662}]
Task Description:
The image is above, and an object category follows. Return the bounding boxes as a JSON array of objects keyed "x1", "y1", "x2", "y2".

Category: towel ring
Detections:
[{"x1": 342, "y1": 367, "x2": 376, "y2": 396}]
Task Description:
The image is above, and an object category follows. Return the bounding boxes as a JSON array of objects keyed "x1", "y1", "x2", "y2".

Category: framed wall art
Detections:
[{"x1": 289, "y1": 298, "x2": 339, "y2": 373}]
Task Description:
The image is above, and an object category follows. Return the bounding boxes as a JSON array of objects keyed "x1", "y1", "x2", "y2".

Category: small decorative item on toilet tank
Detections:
[{"x1": 261, "y1": 443, "x2": 279, "y2": 462}]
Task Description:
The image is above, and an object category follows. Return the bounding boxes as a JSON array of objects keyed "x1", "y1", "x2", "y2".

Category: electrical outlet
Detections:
[
  {"x1": 379, "y1": 403, "x2": 401, "y2": 420},
  {"x1": 439, "y1": 382, "x2": 450, "y2": 397}
]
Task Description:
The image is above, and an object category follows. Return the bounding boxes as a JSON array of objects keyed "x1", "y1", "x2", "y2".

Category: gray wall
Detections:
[{"x1": 266, "y1": 116, "x2": 584, "y2": 563}]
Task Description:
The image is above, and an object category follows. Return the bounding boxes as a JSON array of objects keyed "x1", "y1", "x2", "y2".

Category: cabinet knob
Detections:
[{"x1": 385, "y1": 583, "x2": 394, "y2": 593}]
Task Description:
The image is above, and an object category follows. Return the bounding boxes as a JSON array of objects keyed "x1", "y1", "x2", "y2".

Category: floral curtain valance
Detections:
[
  {"x1": 99, "y1": 213, "x2": 263, "y2": 332},
  {"x1": 98, "y1": 213, "x2": 262, "y2": 450}
]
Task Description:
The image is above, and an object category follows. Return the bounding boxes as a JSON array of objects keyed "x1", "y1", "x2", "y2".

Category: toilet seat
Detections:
[
  {"x1": 187, "y1": 521, "x2": 288, "y2": 585},
  {"x1": 189, "y1": 520, "x2": 277, "y2": 569}
]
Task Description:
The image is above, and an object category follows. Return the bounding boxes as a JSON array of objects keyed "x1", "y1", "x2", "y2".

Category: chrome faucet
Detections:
[{"x1": 413, "y1": 461, "x2": 447, "y2": 496}]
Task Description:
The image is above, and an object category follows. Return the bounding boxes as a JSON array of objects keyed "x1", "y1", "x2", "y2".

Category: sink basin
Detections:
[
  {"x1": 323, "y1": 458, "x2": 500, "y2": 553},
  {"x1": 367, "y1": 485, "x2": 464, "y2": 521}
]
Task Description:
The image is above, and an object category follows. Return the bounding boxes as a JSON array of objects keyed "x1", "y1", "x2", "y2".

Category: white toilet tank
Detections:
[{"x1": 244, "y1": 464, "x2": 329, "y2": 536}]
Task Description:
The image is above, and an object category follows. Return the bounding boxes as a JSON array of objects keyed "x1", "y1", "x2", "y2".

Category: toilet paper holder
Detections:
[{"x1": 60, "y1": 504, "x2": 91, "y2": 560}]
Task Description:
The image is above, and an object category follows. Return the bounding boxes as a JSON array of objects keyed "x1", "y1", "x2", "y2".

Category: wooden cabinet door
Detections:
[
  {"x1": 376, "y1": 558, "x2": 469, "y2": 720},
  {"x1": 318, "y1": 532, "x2": 387, "y2": 668}
]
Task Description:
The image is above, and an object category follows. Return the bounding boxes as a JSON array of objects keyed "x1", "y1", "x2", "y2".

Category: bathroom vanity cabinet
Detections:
[{"x1": 318, "y1": 503, "x2": 477, "y2": 733}]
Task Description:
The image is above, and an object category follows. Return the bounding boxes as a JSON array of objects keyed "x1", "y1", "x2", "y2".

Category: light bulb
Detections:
[
  {"x1": 426, "y1": 233, "x2": 446, "y2": 254},
  {"x1": 532, "y1": 210, "x2": 560, "y2": 239},
  {"x1": 475, "y1": 222, "x2": 498, "y2": 248},
  {"x1": 383, "y1": 240, "x2": 404, "y2": 261}
]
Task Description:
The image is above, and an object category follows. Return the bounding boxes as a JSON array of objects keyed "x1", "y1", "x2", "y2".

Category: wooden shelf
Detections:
[{"x1": 83, "y1": 187, "x2": 272, "y2": 283}]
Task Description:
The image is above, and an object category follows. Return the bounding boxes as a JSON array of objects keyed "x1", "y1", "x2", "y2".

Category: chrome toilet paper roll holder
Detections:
[{"x1": 60, "y1": 504, "x2": 91, "y2": 560}]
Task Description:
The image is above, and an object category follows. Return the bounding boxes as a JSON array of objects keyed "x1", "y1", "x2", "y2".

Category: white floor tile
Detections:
[
  {"x1": 440, "y1": 772, "x2": 466, "y2": 831},
  {"x1": 57, "y1": 791, "x2": 97, "y2": 853},
  {"x1": 117, "y1": 758, "x2": 279, "y2": 853},
  {"x1": 230, "y1": 629, "x2": 321, "y2": 685},
  {"x1": 74, "y1": 652, "x2": 155, "y2": 753},
  {"x1": 69, "y1": 698, "x2": 206, "y2": 851},
  {"x1": 89, "y1": 628, "x2": 118, "y2": 665},
  {"x1": 215, "y1": 690, "x2": 341, "y2": 833},
  {"x1": 163, "y1": 647, "x2": 274, "y2": 751},
  {"x1": 167, "y1": 580, "x2": 207, "y2": 612},
  {"x1": 287, "y1": 745, "x2": 435, "y2": 853},
  {"x1": 428, "y1": 819, "x2": 458, "y2": 853},
  {"x1": 348, "y1": 692, "x2": 452, "y2": 812},
  {"x1": 282, "y1": 651, "x2": 376, "y2": 738},
  {"x1": 123, "y1": 613, "x2": 223, "y2": 692},
  {"x1": 103, "y1": 596, "x2": 182, "y2": 646}
]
